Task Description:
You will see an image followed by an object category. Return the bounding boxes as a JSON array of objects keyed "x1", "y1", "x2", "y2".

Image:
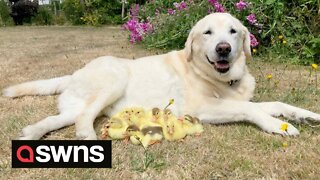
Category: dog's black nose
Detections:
[{"x1": 216, "y1": 42, "x2": 231, "y2": 56}]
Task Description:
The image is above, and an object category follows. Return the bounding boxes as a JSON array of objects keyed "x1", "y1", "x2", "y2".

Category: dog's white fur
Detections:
[{"x1": 3, "y1": 13, "x2": 320, "y2": 140}]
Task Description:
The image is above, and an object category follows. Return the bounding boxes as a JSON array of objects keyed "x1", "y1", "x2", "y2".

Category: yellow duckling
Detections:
[
  {"x1": 161, "y1": 109, "x2": 187, "y2": 141},
  {"x1": 182, "y1": 115, "x2": 204, "y2": 135},
  {"x1": 107, "y1": 118, "x2": 129, "y2": 139},
  {"x1": 150, "y1": 107, "x2": 162, "y2": 123},
  {"x1": 112, "y1": 108, "x2": 132, "y2": 121},
  {"x1": 128, "y1": 107, "x2": 146, "y2": 127}
]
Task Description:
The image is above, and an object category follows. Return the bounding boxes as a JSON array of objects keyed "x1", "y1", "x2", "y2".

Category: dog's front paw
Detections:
[
  {"x1": 18, "y1": 125, "x2": 43, "y2": 140},
  {"x1": 262, "y1": 118, "x2": 299, "y2": 136},
  {"x1": 76, "y1": 130, "x2": 97, "y2": 140},
  {"x1": 298, "y1": 112, "x2": 320, "y2": 124}
]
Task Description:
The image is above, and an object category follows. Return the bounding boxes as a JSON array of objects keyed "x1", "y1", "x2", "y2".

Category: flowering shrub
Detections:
[{"x1": 123, "y1": 0, "x2": 319, "y2": 64}]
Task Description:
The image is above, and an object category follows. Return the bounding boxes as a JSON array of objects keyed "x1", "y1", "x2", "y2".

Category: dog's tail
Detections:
[{"x1": 2, "y1": 75, "x2": 71, "y2": 98}]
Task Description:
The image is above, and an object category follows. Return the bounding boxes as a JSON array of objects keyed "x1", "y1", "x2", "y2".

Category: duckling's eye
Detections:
[
  {"x1": 230, "y1": 28, "x2": 237, "y2": 34},
  {"x1": 204, "y1": 30, "x2": 212, "y2": 35}
]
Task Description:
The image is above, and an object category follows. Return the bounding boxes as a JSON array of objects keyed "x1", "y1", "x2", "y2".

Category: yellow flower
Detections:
[
  {"x1": 282, "y1": 40, "x2": 287, "y2": 44},
  {"x1": 267, "y1": 74, "x2": 273, "y2": 79},
  {"x1": 280, "y1": 123, "x2": 288, "y2": 132},
  {"x1": 282, "y1": 142, "x2": 288, "y2": 148},
  {"x1": 278, "y1": 35, "x2": 284, "y2": 40},
  {"x1": 311, "y1": 63, "x2": 318, "y2": 70},
  {"x1": 252, "y1": 48, "x2": 257, "y2": 53}
]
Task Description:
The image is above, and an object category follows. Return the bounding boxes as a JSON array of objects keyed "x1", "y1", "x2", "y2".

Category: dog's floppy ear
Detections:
[
  {"x1": 185, "y1": 28, "x2": 195, "y2": 62},
  {"x1": 243, "y1": 26, "x2": 252, "y2": 61}
]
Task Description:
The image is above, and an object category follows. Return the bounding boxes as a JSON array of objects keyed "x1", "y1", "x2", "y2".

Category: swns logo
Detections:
[{"x1": 12, "y1": 140, "x2": 112, "y2": 168}]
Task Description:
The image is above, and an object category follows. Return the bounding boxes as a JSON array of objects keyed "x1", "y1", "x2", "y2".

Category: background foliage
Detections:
[
  {"x1": 124, "y1": 0, "x2": 320, "y2": 65},
  {"x1": 0, "y1": 0, "x2": 13, "y2": 26},
  {"x1": 0, "y1": 0, "x2": 318, "y2": 64}
]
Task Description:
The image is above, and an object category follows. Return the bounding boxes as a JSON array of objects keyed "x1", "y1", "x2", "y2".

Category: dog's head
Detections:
[{"x1": 185, "y1": 13, "x2": 251, "y2": 82}]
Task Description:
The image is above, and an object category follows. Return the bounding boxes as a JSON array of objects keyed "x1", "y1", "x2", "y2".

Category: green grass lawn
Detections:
[{"x1": 0, "y1": 26, "x2": 319, "y2": 179}]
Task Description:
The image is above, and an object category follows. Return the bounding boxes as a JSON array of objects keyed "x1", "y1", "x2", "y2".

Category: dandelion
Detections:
[
  {"x1": 252, "y1": 48, "x2": 257, "y2": 53},
  {"x1": 278, "y1": 35, "x2": 284, "y2": 40},
  {"x1": 282, "y1": 40, "x2": 287, "y2": 44},
  {"x1": 280, "y1": 123, "x2": 288, "y2": 132},
  {"x1": 311, "y1": 64, "x2": 318, "y2": 70},
  {"x1": 246, "y1": 14, "x2": 257, "y2": 25},
  {"x1": 267, "y1": 74, "x2": 272, "y2": 79},
  {"x1": 249, "y1": 33, "x2": 259, "y2": 47},
  {"x1": 282, "y1": 142, "x2": 288, "y2": 148},
  {"x1": 235, "y1": 0, "x2": 248, "y2": 11}
]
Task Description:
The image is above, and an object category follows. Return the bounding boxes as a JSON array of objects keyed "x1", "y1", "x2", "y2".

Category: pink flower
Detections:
[
  {"x1": 130, "y1": 4, "x2": 140, "y2": 18},
  {"x1": 214, "y1": 3, "x2": 225, "y2": 12},
  {"x1": 173, "y1": 2, "x2": 179, "y2": 8},
  {"x1": 179, "y1": 1, "x2": 188, "y2": 10},
  {"x1": 155, "y1": 9, "x2": 160, "y2": 16},
  {"x1": 246, "y1": 14, "x2": 257, "y2": 25},
  {"x1": 174, "y1": 1, "x2": 188, "y2": 11},
  {"x1": 249, "y1": 33, "x2": 259, "y2": 47},
  {"x1": 168, "y1": 8, "x2": 175, "y2": 15},
  {"x1": 140, "y1": 22, "x2": 153, "y2": 33},
  {"x1": 235, "y1": 0, "x2": 247, "y2": 11},
  {"x1": 208, "y1": 0, "x2": 225, "y2": 12},
  {"x1": 123, "y1": 19, "x2": 138, "y2": 31},
  {"x1": 208, "y1": 0, "x2": 218, "y2": 6},
  {"x1": 123, "y1": 19, "x2": 153, "y2": 43}
]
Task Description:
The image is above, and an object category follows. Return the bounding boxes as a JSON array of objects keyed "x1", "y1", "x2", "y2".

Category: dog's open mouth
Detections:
[{"x1": 206, "y1": 56, "x2": 230, "y2": 73}]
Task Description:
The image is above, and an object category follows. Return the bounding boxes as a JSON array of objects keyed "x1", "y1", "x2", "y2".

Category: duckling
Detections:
[
  {"x1": 113, "y1": 108, "x2": 132, "y2": 122},
  {"x1": 182, "y1": 115, "x2": 204, "y2": 135},
  {"x1": 107, "y1": 118, "x2": 129, "y2": 139},
  {"x1": 100, "y1": 123, "x2": 109, "y2": 139},
  {"x1": 129, "y1": 107, "x2": 146, "y2": 127},
  {"x1": 151, "y1": 107, "x2": 162, "y2": 123},
  {"x1": 162, "y1": 109, "x2": 187, "y2": 141}
]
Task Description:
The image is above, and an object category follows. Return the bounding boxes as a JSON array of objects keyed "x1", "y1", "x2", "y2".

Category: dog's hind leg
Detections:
[
  {"x1": 18, "y1": 92, "x2": 86, "y2": 140},
  {"x1": 75, "y1": 78, "x2": 128, "y2": 140},
  {"x1": 18, "y1": 113, "x2": 78, "y2": 140},
  {"x1": 257, "y1": 101, "x2": 320, "y2": 123}
]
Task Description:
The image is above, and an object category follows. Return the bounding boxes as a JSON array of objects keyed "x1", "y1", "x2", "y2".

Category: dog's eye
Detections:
[
  {"x1": 230, "y1": 28, "x2": 237, "y2": 34},
  {"x1": 204, "y1": 30, "x2": 212, "y2": 35}
]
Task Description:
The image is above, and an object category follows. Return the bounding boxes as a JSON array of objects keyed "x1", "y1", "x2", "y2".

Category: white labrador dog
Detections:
[{"x1": 3, "y1": 13, "x2": 320, "y2": 140}]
